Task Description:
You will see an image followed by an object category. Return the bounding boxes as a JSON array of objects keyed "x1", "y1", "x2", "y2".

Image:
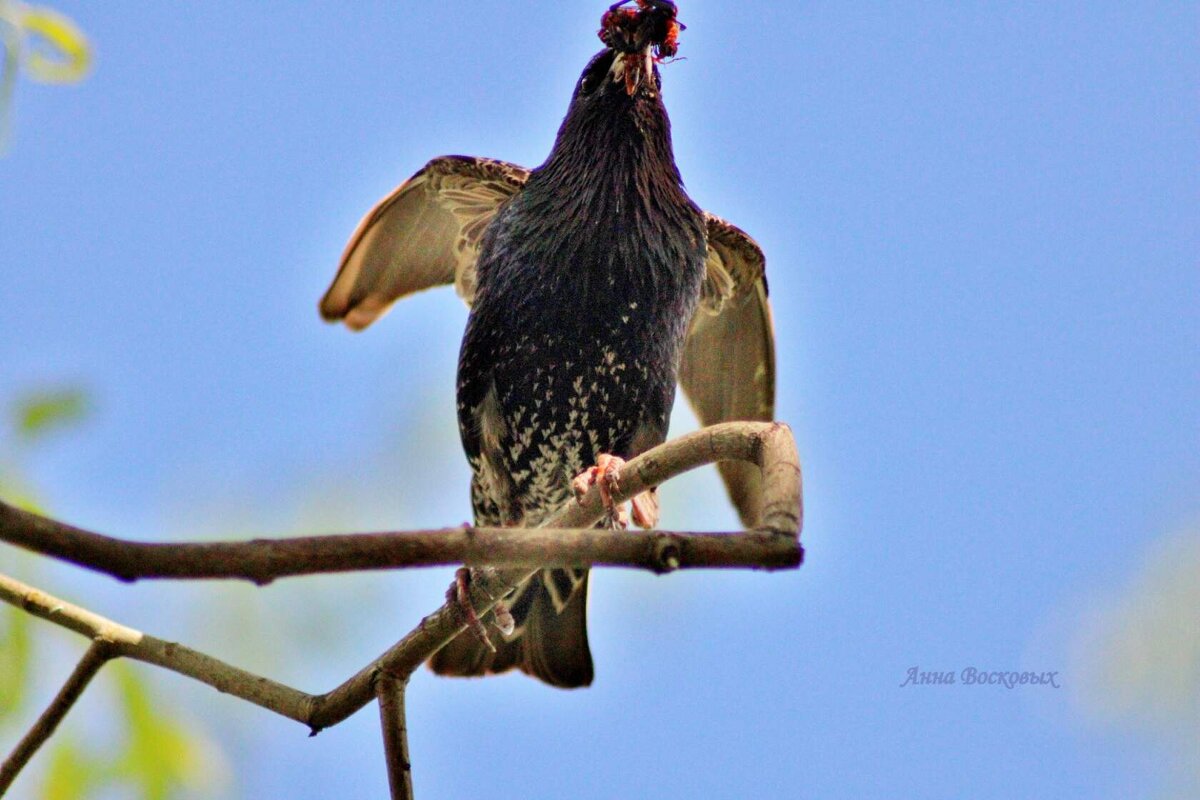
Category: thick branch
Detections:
[
  {"x1": 0, "y1": 422, "x2": 802, "y2": 583},
  {"x1": 0, "y1": 641, "x2": 113, "y2": 794}
]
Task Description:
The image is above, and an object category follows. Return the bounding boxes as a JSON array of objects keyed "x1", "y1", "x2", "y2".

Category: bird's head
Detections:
[
  {"x1": 575, "y1": 0, "x2": 684, "y2": 102},
  {"x1": 536, "y1": 1, "x2": 689, "y2": 190}
]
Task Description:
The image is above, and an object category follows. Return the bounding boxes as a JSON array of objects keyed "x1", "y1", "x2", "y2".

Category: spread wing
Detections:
[
  {"x1": 678, "y1": 213, "x2": 777, "y2": 527},
  {"x1": 321, "y1": 167, "x2": 777, "y2": 527},
  {"x1": 319, "y1": 155, "x2": 529, "y2": 330}
]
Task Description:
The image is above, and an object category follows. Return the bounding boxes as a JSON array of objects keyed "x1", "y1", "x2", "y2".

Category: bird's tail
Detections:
[{"x1": 428, "y1": 570, "x2": 594, "y2": 689}]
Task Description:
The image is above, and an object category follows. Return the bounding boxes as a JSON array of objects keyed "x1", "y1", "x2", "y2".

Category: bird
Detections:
[{"x1": 318, "y1": 0, "x2": 775, "y2": 688}]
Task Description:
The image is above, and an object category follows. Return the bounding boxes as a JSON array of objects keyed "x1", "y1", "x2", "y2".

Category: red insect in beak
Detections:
[{"x1": 598, "y1": 0, "x2": 685, "y2": 94}]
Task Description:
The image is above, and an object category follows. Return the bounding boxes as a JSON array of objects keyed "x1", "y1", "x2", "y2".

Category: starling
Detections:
[{"x1": 319, "y1": 0, "x2": 775, "y2": 688}]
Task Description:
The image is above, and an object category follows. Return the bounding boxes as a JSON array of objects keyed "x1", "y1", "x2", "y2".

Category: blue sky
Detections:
[{"x1": 2, "y1": 2, "x2": 1197, "y2": 798}]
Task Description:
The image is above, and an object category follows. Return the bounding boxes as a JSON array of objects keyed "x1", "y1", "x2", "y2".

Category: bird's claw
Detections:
[
  {"x1": 446, "y1": 567, "x2": 496, "y2": 652},
  {"x1": 572, "y1": 454, "x2": 658, "y2": 530},
  {"x1": 492, "y1": 599, "x2": 515, "y2": 637},
  {"x1": 572, "y1": 454, "x2": 626, "y2": 528}
]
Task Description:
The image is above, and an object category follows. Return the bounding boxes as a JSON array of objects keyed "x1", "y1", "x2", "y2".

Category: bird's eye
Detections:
[{"x1": 577, "y1": 51, "x2": 614, "y2": 97}]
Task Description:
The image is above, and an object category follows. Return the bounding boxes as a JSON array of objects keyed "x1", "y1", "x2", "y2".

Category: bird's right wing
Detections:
[
  {"x1": 678, "y1": 214, "x2": 777, "y2": 527},
  {"x1": 319, "y1": 155, "x2": 530, "y2": 330}
]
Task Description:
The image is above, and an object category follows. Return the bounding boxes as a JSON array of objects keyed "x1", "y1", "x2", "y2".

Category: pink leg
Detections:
[
  {"x1": 445, "y1": 567, "x2": 495, "y2": 652},
  {"x1": 572, "y1": 454, "x2": 660, "y2": 530}
]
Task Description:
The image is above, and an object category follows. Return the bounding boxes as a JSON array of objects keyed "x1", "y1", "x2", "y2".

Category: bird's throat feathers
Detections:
[
  {"x1": 473, "y1": 48, "x2": 705, "y2": 320},
  {"x1": 533, "y1": 50, "x2": 686, "y2": 216}
]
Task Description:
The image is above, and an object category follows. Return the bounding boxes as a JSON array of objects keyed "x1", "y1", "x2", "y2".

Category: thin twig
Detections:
[
  {"x1": 0, "y1": 641, "x2": 113, "y2": 794},
  {"x1": 0, "y1": 423, "x2": 803, "y2": 583},
  {"x1": 376, "y1": 673, "x2": 414, "y2": 800},
  {"x1": 0, "y1": 573, "x2": 317, "y2": 726}
]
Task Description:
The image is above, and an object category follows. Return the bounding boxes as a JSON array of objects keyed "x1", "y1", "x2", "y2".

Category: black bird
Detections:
[{"x1": 319, "y1": 1, "x2": 775, "y2": 688}]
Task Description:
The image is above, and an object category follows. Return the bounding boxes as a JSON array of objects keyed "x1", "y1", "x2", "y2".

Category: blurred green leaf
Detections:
[
  {"x1": 0, "y1": 467, "x2": 48, "y2": 513},
  {"x1": 12, "y1": 387, "x2": 90, "y2": 442},
  {"x1": 38, "y1": 736, "x2": 104, "y2": 800},
  {"x1": 1, "y1": 384, "x2": 216, "y2": 798},
  {"x1": 113, "y1": 663, "x2": 207, "y2": 800},
  {"x1": 0, "y1": 607, "x2": 32, "y2": 724}
]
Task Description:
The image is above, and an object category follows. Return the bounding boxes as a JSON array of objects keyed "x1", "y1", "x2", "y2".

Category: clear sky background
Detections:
[{"x1": 2, "y1": 2, "x2": 1197, "y2": 798}]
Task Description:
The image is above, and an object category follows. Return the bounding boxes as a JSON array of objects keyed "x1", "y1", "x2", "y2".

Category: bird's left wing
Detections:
[
  {"x1": 320, "y1": 155, "x2": 530, "y2": 330},
  {"x1": 678, "y1": 213, "x2": 777, "y2": 526}
]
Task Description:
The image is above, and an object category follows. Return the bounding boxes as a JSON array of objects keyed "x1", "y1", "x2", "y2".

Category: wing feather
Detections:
[
  {"x1": 696, "y1": 212, "x2": 766, "y2": 315},
  {"x1": 680, "y1": 215, "x2": 777, "y2": 526},
  {"x1": 319, "y1": 155, "x2": 529, "y2": 330}
]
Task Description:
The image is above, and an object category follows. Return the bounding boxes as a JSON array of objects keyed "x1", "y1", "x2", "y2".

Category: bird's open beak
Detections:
[{"x1": 619, "y1": 48, "x2": 654, "y2": 96}]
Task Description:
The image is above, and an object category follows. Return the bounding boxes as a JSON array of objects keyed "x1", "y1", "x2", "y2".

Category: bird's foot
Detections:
[
  {"x1": 572, "y1": 454, "x2": 659, "y2": 530},
  {"x1": 573, "y1": 454, "x2": 628, "y2": 528},
  {"x1": 445, "y1": 567, "x2": 495, "y2": 652}
]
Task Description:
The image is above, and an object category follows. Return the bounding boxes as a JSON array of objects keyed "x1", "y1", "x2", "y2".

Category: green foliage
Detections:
[
  {"x1": 12, "y1": 388, "x2": 91, "y2": 443},
  {"x1": 0, "y1": 608, "x2": 32, "y2": 724},
  {"x1": 111, "y1": 663, "x2": 210, "y2": 800},
  {"x1": 1, "y1": 11, "x2": 224, "y2": 789},
  {"x1": 25, "y1": 665, "x2": 217, "y2": 799},
  {"x1": 0, "y1": 385, "x2": 78, "y2": 731},
  {"x1": 38, "y1": 738, "x2": 104, "y2": 800},
  {"x1": 0, "y1": 382, "x2": 91, "y2": 510},
  {"x1": 1, "y1": 387, "x2": 218, "y2": 798},
  {"x1": 0, "y1": 470, "x2": 46, "y2": 514}
]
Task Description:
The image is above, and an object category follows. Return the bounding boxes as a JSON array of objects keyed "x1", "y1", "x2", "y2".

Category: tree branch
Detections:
[
  {"x1": 0, "y1": 573, "x2": 318, "y2": 726},
  {"x1": 0, "y1": 421, "x2": 803, "y2": 792},
  {"x1": 0, "y1": 422, "x2": 803, "y2": 582},
  {"x1": 0, "y1": 641, "x2": 113, "y2": 794},
  {"x1": 376, "y1": 673, "x2": 414, "y2": 800}
]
